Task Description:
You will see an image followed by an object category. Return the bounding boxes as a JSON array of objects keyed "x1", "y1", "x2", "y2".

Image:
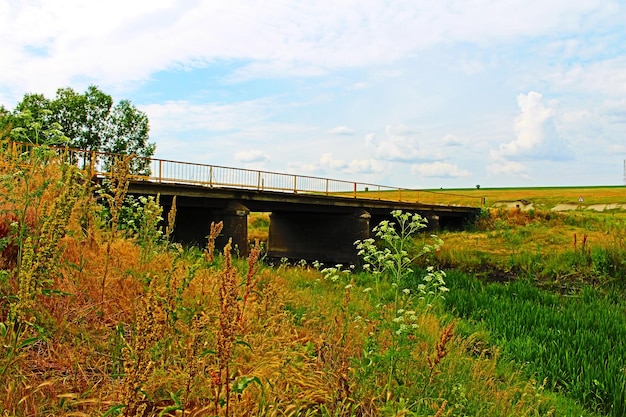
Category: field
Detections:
[
  {"x1": 1, "y1": 143, "x2": 625, "y2": 416},
  {"x1": 410, "y1": 186, "x2": 626, "y2": 208},
  {"x1": 344, "y1": 185, "x2": 626, "y2": 209}
]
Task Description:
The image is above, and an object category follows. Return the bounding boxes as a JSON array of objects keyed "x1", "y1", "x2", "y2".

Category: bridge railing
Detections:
[
  {"x1": 2, "y1": 141, "x2": 484, "y2": 206},
  {"x1": 150, "y1": 157, "x2": 404, "y2": 197}
]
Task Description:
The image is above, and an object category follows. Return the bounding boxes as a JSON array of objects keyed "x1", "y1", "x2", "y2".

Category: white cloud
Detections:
[
  {"x1": 319, "y1": 152, "x2": 346, "y2": 170},
  {"x1": 326, "y1": 125, "x2": 355, "y2": 135},
  {"x1": 487, "y1": 155, "x2": 531, "y2": 179},
  {"x1": 1, "y1": 0, "x2": 623, "y2": 188},
  {"x1": 141, "y1": 100, "x2": 269, "y2": 133},
  {"x1": 441, "y1": 134, "x2": 465, "y2": 147},
  {"x1": 549, "y1": 57, "x2": 626, "y2": 97},
  {"x1": 346, "y1": 82, "x2": 368, "y2": 91},
  {"x1": 235, "y1": 149, "x2": 270, "y2": 163},
  {"x1": 287, "y1": 161, "x2": 318, "y2": 174},
  {"x1": 411, "y1": 162, "x2": 471, "y2": 178},
  {"x1": 609, "y1": 144, "x2": 626, "y2": 154},
  {"x1": 493, "y1": 91, "x2": 570, "y2": 161},
  {"x1": 1, "y1": 0, "x2": 618, "y2": 101},
  {"x1": 365, "y1": 125, "x2": 443, "y2": 163},
  {"x1": 316, "y1": 152, "x2": 385, "y2": 175}
]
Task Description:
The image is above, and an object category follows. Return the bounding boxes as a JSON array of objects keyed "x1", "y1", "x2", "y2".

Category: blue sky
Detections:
[{"x1": 1, "y1": 0, "x2": 625, "y2": 189}]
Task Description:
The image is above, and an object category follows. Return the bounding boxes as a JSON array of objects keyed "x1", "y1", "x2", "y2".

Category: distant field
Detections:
[{"x1": 357, "y1": 185, "x2": 626, "y2": 209}]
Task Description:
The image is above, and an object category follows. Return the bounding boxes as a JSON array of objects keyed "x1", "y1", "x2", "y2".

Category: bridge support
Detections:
[
  {"x1": 169, "y1": 201, "x2": 250, "y2": 257},
  {"x1": 424, "y1": 214, "x2": 440, "y2": 231},
  {"x1": 267, "y1": 209, "x2": 371, "y2": 264}
]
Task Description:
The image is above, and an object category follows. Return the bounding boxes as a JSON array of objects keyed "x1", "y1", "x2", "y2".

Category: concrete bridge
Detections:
[
  {"x1": 121, "y1": 158, "x2": 482, "y2": 263},
  {"x1": 128, "y1": 180, "x2": 481, "y2": 263},
  {"x1": 13, "y1": 141, "x2": 481, "y2": 264}
]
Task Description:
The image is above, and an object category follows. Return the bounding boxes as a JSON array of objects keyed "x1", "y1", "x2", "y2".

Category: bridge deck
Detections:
[{"x1": 128, "y1": 180, "x2": 481, "y2": 218}]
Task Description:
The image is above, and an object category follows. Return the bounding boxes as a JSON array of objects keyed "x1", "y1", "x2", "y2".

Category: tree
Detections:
[{"x1": 3, "y1": 85, "x2": 155, "y2": 173}]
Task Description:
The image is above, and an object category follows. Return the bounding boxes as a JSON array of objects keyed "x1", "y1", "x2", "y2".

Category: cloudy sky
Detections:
[{"x1": 1, "y1": 0, "x2": 625, "y2": 189}]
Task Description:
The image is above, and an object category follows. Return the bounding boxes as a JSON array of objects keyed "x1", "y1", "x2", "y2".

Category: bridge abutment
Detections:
[
  {"x1": 267, "y1": 209, "x2": 371, "y2": 264},
  {"x1": 169, "y1": 201, "x2": 250, "y2": 257}
]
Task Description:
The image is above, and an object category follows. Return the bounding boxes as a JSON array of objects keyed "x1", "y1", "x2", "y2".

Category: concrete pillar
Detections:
[
  {"x1": 169, "y1": 201, "x2": 249, "y2": 256},
  {"x1": 424, "y1": 214, "x2": 440, "y2": 231},
  {"x1": 267, "y1": 209, "x2": 370, "y2": 264},
  {"x1": 216, "y1": 202, "x2": 250, "y2": 257}
]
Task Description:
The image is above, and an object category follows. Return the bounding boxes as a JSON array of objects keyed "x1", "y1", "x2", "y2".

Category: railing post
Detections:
[
  {"x1": 159, "y1": 160, "x2": 163, "y2": 183},
  {"x1": 398, "y1": 188, "x2": 402, "y2": 202},
  {"x1": 293, "y1": 175, "x2": 298, "y2": 193},
  {"x1": 326, "y1": 179, "x2": 329, "y2": 196},
  {"x1": 353, "y1": 182, "x2": 357, "y2": 198},
  {"x1": 209, "y1": 166, "x2": 213, "y2": 187},
  {"x1": 257, "y1": 171, "x2": 261, "y2": 190},
  {"x1": 90, "y1": 151, "x2": 95, "y2": 177}
]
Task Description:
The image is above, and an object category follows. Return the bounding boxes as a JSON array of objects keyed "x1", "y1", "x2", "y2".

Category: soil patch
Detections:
[{"x1": 492, "y1": 200, "x2": 535, "y2": 211}]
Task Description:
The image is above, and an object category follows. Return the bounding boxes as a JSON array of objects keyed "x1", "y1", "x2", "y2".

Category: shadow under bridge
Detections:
[{"x1": 128, "y1": 181, "x2": 481, "y2": 264}]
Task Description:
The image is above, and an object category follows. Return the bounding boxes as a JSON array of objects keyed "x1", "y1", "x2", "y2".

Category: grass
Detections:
[
  {"x1": 1, "y1": 141, "x2": 623, "y2": 416},
  {"x1": 434, "y1": 208, "x2": 626, "y2": 288},
  {"x1": 351, "y1": 185, "x2": 626, "y2": 209},
  {"x1": 443, "y1": 271, "x2": 626, "y2": 416}
]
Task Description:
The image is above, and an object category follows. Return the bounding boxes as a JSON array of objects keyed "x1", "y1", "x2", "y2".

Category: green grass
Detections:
[{"x1": 442, "y1": 270, "x2": 626, "y2": 416}]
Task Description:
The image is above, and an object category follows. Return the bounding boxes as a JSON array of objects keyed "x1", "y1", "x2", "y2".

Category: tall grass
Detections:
[
  {"x1": 437, "y1": 208, "x2": 626, "y2": 288},
  {"x1": 443, "y1": 270, "x2": 626, "y2": 416},
  {"x1": 0, "y1": 141, "x2": 604, "y2": 416}
]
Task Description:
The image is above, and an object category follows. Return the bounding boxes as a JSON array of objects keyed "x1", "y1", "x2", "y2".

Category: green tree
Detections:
[
  {"x1": 3, "y1": 85, "x2": 155, "y2": 174},
  {"x1": 49, "y1": 86, "x2": 112, "y2": 151}
]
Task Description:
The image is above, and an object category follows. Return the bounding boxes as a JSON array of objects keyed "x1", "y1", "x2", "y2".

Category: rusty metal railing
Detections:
[{"x1": 1, "y1": 141, "x2": 484, "y2": 206}]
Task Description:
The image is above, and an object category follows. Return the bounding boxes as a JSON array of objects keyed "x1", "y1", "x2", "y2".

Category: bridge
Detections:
[
  {"x1": 11, "y1": 142, "x2": 483, "y2": 263},
  {"x1": 121, "y1": 154, "x2": 481, "y2": 263}
]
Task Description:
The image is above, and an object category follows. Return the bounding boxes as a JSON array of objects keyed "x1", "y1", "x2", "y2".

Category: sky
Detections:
[{"x1": 1, "y1": 0, "x2": 625, "y2": 189}]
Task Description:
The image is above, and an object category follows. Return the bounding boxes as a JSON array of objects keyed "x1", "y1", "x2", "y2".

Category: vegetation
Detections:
[
  {"x1": 358, "y1": 186, "x2": 626, "y2": 208},
  {"x1": 1, "y1": 139, "x2": 625, "y2": 416},
  {"x1": 444, "y1": 272, "x2": 626, "y2": 416},
  {"x1": 0, "y1": 85, "x2": 155, "y2": 174},
  {"x1": 429, "y1": 205, "x2": 626, "y2": 416}
]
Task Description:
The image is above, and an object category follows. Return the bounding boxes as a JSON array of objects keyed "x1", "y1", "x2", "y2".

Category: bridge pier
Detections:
[
  {"x1": 168, "y1": 200, "x2": 250, "y2": 257},
  {"x1": 267, "y1": 209, "x2": 371, "y2": 264}
]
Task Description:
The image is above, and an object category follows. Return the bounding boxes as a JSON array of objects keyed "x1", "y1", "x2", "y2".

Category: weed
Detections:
[
  {"x1": 239, "y1": 239, "x2": 262, "y2": 325},
  {"x1": 205, "y1": 221, "x2": 223, "y2": 264},
  {"x1": 354, "y1": 210, "x2": 450, "y2": 409},
  {"x1": 100, "y1": 155, "x2": 131, "y2": 305}
]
